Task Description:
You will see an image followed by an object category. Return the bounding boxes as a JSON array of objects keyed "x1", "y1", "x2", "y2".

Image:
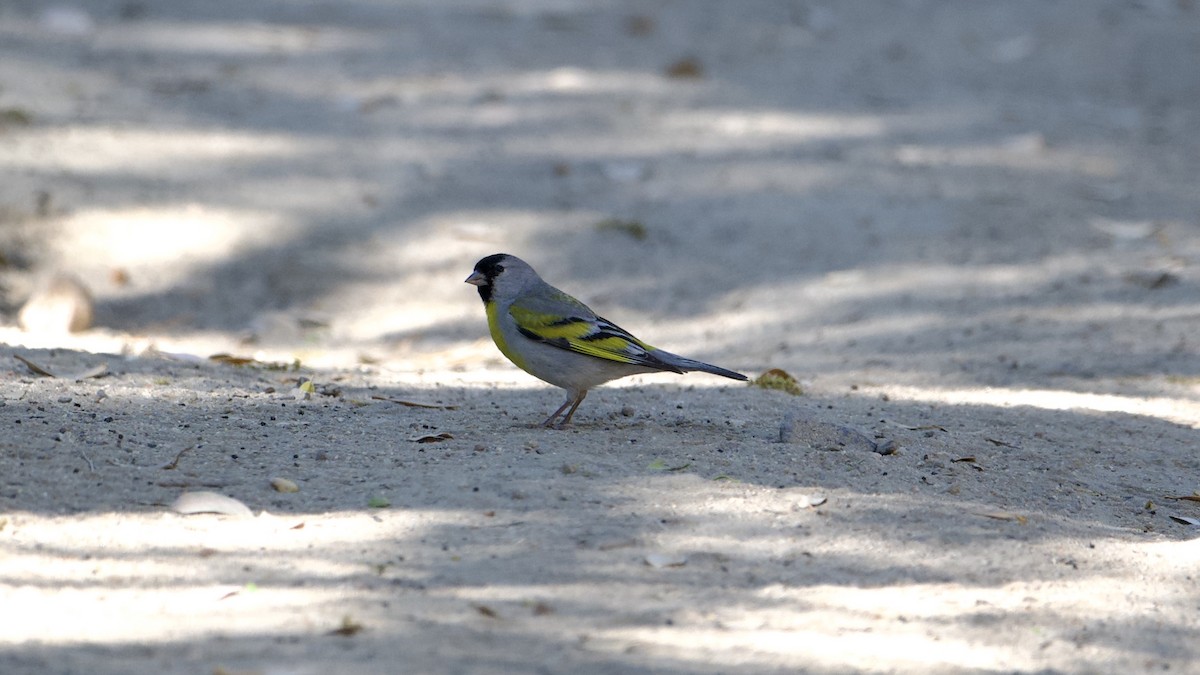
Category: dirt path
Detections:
[{"x1": 2, "y1": 2, "x2": 1198, "y2": 673}]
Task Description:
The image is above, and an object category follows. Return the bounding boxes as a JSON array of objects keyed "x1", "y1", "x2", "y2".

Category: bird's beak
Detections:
[{"x1": 464, "y1": 271, "x2": 486, "y2": 286}]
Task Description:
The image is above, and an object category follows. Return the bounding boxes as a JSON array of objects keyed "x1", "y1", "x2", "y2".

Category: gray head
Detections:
[{"x1": 464, "y1": 253, "x2": 542, "y2": 304}]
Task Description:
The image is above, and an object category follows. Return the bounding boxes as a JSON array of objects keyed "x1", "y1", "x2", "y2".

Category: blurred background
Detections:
[{"x1": 1, "y1": 0, "x2": 1198, "y2": 394}]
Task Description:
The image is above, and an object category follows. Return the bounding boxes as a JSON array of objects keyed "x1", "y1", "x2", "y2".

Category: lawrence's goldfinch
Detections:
[{"x1": 465, "y1": 253, "x2": 748, "y2": 428}]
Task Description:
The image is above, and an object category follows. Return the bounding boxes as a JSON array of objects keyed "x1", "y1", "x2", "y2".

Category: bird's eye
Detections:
[{"x1": 494, "y1": 265, "x2": 504, "y2": 273}]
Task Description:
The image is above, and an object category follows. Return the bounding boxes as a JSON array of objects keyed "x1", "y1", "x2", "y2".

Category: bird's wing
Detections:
[{"x1": 508, "y1": 291, "x2": 683, "y2": 373}]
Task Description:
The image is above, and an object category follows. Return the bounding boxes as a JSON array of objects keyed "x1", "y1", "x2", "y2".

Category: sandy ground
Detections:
[{"x1": 2, "y1": 1, "x2": 1200, "y2": 673}]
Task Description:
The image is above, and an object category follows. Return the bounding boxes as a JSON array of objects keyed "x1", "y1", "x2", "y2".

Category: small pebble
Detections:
[
  {"x1": 170, "y1": 491, "x2": 253, "y2": 517},
  {"x1": 873, "y1": 439, "x2": 900, "y2": 455},
  {"x1": 794, "y1": 494, "x2": 828, "y2": 509},
  {"x1": 270, "y1": 477, "x2": 299, "y2": 493}
]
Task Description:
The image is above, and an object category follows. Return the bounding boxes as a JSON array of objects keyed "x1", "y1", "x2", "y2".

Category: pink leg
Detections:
[
  {"x1": 540, "y1": 396, "x2": 575, "y2": 428},
  {"x1": 557, "y1": 391, "x2": 588, "y2": 428},
  {"x1": 541, "y1": 391, "x2": 587, "y2": 429}
]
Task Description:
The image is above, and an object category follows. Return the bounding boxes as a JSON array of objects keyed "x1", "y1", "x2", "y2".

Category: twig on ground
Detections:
[{"x1": 370, "y1": 395, "x2": 458, "y2": 410}]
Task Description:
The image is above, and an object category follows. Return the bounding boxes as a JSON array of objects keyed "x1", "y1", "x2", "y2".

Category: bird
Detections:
[{"x1": 465, "y1": 253, "x2": 748, "y2": 428}]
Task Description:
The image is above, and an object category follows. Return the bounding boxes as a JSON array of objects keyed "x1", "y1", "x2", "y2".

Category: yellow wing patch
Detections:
[
  {"x1": 509, "y1": 305, "x2": 679, "y2": 372},
  {"x1": 561, "y1": 333, "x2": 641, "y2": 364}
]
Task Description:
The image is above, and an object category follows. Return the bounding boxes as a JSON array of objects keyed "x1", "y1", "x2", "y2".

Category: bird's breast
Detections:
[{"x1": 485, "y1": 302, "x2": 529, "y2": 370}]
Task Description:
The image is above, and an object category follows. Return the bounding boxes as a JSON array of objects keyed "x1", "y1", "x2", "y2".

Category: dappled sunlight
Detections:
[
  {"x1": 264, "y1": 67, "x2": 678, "y2": 132},
  {"x1": 1017, "y1": 300, "x2": 1200, "y2": 324},
  {"x1": 1, "y1": 359, "x2": 1196, "y2": 671},
  {"x1": 720, "y1": 255, "x2": 1104, "y2": 328},
  {"x1": 95, "y1": 20, "x2": 384, "y2": 56},
  {"x1": 597, "y1": 624, "x2": 1030, "y2": 672},
  {"x1": 503, "y1": 108, "x2": 893, "y2": 159},
  {"x1": 596, "y1": 595, "x2": 1138, "y2": 673},
  {"x1": 632, "y1": 539, "x2": 1198, "y2": 671},
  {"x1": 0, "y1": 15, "x2": 381, "y2": 56},
  {"x1": 0, "y1": 127, "x2": 320, "y2": 174},
  {"x1": 0, "y1": 509, "x2": 424, "y2": 556},
  {"x1": 893, "y1": 134, "x2": 1121, "y2": 176},
  {"x1": 505, "y1": 105, "x2": 985, "y2": 160},
  {"x1": 869, "y1": 384, "x2": 1200, "y2": 428},
  {"x1": 3, "y1": 0, "x2": 1198, "y2": 671},
  {"x1": 3, "y1": 496, "x2": 1192, "y2": 669},
  {"x1": 50, "y1": 204, "x2": 297, "y2": 290},
  {"x1": 663, "y1": 109, "x2": 884, "y2": 141},
  {"x1": 711, "y1": 245, "x2": 1194, "y2": 388},
  {"x1": 512, "y1": 66, "x2": 671, "y2": 96},
  {"x1": 438, "y1": 580, "x2": 1042, "y2": 671},
  {"x1": 2, "y1": 584, "x2": 348, "y2": 645},
  {"x1": 813, "y1": 254, "x2": 1100, "y2": 301},
  {"x1": 0, "y1": 509, "x2": 474, "y2": 644}
]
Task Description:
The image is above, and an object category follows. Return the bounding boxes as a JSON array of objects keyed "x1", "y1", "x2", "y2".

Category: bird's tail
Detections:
[{"x1": 660, "y1": 353, "x2": 749, "y2": 381}]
